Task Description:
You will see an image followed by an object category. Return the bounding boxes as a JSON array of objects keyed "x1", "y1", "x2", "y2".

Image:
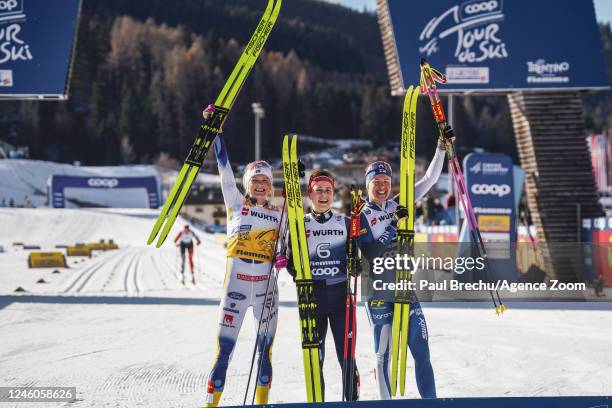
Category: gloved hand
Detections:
[
  {"x1": 202, "y1": 103, "x2": 215, "y2": 120},
  {"x1": 274, "y1": 254, "x2": 288, "y2": 270},
  {"x1": 297, "y1": 160, "x2": 306, "y2": 178},
  {"x1": 349, "y1": 258, "x2": 363, "y2": 277},
  {"x1": 438, "y1": 125, "x2": 456, "y2": 150},
  {"x1": 391, "y1": 205, "x2": 409, "y2": 227}
]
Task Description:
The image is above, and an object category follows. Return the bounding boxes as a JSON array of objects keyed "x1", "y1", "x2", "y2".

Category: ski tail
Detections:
[
  {"x1": 283, "y1": 135, "x2": 323, "y2": 403},
  {"x1": 147, "y1": 0, "x2": 282, "y2": 247},
  {"x1": 391, "y1": 85, "x2": 418, "y2": 396},
  {"x1": 420, "y1": 59, "x2": 505, "y2": 314}
]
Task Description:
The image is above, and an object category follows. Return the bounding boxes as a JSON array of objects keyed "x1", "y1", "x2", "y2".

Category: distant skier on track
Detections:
[
  {"x1": 205, "y1": 119, "x2": 281, "y2": 407},
  {"x1": 357, "y1": 129, "x2": 452, "y2": 399},
  {"x1": 174, "y1": 225, "x2": 201, "y2": 284}
]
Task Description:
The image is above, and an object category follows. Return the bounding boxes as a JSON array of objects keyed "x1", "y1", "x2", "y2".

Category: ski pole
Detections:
[{"x1": 420, "y1": 59, "x2": 505, "y2": 314}]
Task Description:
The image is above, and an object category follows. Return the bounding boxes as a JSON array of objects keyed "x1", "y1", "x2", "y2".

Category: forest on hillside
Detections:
[{"x1": 0, "y1": 0, "x2": 610, "y2": 166}]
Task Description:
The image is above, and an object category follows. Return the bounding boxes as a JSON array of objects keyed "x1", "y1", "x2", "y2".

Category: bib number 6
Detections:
[{"x1": 316, "y1": 243, "x2": 331, "y2": 258}]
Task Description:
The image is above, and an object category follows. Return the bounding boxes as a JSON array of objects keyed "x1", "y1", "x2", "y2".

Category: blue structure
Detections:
[
  {"x1": 254, "y1": 396, "x2": 609, "y2": 408},
  {"x1": 47, "y1": 175, "x2": 161, "y2": 209},
  {"x1": 0, "y1": 0, "x2": 82, "y2": 98},
  {"x1": 380, "y1": 0, "x2": 608, "y2": 93}
]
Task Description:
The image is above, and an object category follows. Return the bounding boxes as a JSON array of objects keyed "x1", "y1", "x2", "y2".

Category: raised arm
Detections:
[
  {"x1": 415, "y1": 147, "x2": 445, "y2": 201},
  {"x1": 214, "y1": 134, "x2": 244, "y2": 208}
]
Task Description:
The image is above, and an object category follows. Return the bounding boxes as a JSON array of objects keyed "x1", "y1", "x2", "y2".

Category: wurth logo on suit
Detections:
[
  {"x1": 240, "y1": 207, "x2": 278, "y2": 223},
  {"x1": 306, "y1": 229, "x2": 345, "y2": 237}
]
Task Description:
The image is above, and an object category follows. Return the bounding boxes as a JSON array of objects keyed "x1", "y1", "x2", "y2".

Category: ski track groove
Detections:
[
  {"x1": 122, "y1": 250, "x2": 138, "y2": 293},
  {"x1": 152, "y1": 254, "x2": 169, "y2": 290},
  {"x1": 62, "y1": 251, "x2": 116, "y2": 293},
  {"x1": 133, "y1": 252, "x2": 142, "y2": 293},
  {"x1": 79, "y1": 249, "x2": 128, "y2": 293},
  {"x1": 160, "y1": 249, "x2": 183, "y2": 287}
]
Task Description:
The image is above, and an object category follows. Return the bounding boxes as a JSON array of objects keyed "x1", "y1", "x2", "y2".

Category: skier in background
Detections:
[
  {"x1": 174, "y1": 225, "x2": 201, "y2": 284},
  {"x1": 357, "y1": 128, "x2": 453, "y2": 399},
  {"x1": 205, "y1": 104, "x2": 281, "y2": 407}
]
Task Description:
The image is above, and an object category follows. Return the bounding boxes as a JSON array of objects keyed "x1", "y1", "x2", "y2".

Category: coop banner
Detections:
[
  {"x1": 0, "y1": 0, "x2": 82, "y2": 98},
  {"x1": 382, "y1": 0, "x2": 609, "y2": 92}
]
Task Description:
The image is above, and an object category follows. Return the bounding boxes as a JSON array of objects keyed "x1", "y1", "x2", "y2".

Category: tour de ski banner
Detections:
[
  {"x1": 0, "y1": 0, "x2": 82, "y2": 98},
  {"x1": 384, "y1": 0, "x2": 608, "y2": 92},
  {"x1": 464, "y1": 153, "x2": 517, "y2": 281}
]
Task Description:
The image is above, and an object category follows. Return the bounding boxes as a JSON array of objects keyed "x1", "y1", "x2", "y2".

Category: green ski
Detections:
[
  {"x1": 390, "y1": 84, "x2": 419, "y2": 397},
  {"x1": 147, "y1": 0, "x2": 282, "y2": 247},
  {"x1": 282, "y1": 134, "x2": 323, "y2": 403}
]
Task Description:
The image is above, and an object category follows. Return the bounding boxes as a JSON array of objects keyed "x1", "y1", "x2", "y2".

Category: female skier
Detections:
[
  {"x1": 357, "y1": 128, "x2": 454, "y2": 399},
  {"x1": 205, "y1": 105, "x2": 281, "y2": 406},
  {"x1": 280, "y1": 170, "x2": 360, "y2": 401}
]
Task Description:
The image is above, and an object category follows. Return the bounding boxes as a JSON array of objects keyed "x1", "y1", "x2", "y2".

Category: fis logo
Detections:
[
  {"x1": 241, "y1": 207, "x2": 249, "y2": 216},
  {"x1": 470, "y1": 161, "x2": 482, "y2": 174},
  {"x1": 371, "y1": 218, "x2": 377, "y2": 226}
]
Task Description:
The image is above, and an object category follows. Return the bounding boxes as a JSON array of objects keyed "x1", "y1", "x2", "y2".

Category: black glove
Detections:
[
  {"x1": 297, "y1": 160, "x2": 306, "y2": 178},
  {"x1": 391, "y1": 206, "x2": 409, "y2": 226},
  {"x1": 438, "y1": 126, "x2": 455, "y2": 150},
  {"x1": 348, "y1": 257, "x2": 362, "y2": 277},
  {"x1": 286, "y1": 261, "x2": 297, "y2": 282}
]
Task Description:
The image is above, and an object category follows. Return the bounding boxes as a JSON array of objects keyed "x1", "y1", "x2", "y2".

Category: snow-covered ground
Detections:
[{"x1": 0, "y1": 208, "x2": 611, "y2": 407}]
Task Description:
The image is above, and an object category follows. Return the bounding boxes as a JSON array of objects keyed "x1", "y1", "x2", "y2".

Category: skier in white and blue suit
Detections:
[
  {"x1": 283, "y1": 169, "x2": 359, "y2": 401},
  {"x1": 356, "y1": 129, "x2": 452, "y2": 399}
]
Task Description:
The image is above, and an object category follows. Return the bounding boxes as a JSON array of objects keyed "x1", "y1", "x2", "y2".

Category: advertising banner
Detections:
[
  {"x1": 0, "y1": 0, "x2": 82, "y2": 99},
  {"x1": 381, "y1": 0, "x2": 609, "y2": 92}
]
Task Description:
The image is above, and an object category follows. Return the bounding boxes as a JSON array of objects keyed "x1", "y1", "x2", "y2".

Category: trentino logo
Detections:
[{"x1": 526, "y1": 59, "x2": 571, "y2": 84}]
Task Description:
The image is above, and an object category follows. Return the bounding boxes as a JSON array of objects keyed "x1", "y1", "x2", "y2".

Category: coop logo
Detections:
[
  {"x1": 526, "y1": 59, "x2": 570, "y2": 84},
  {"x1": 471, "y1": 183, "x2": 511, "y2": 197},
  {"x1": 87, "y1": 178, "x2": 119, "y2": 188},
  {"x1": 0, "y1": 0, "x2": 31, "y2": 66},
  {"x1": 462, "y1": 0, "x2": 501, "y2": 17},
  {"x1": 312, "y1": 267, "x2": 340, "y2": 277},
  {"x1": 419, "y1": 0, "x2": 507, "y2": 65},
  {"x1": 0, "y1": 0, "x2": 24, "y2": 21}
]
